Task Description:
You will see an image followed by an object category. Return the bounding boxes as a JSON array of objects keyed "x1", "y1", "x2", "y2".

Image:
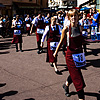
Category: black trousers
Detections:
[{"x1": 16, "y1": 43, "x2": 22, "y2": 50}]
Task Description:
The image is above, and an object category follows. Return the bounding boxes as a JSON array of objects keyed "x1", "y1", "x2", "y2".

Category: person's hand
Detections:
[
  {"x1": 40, "y1": 42, "x2": 44, "y2": 48},
  {"x1": 53, "y1": 52, "x2": 56, "y2": 58},
  {"x1": 91, "y1": 16, "x2": 93, "y2": 19},
  {"x1": 30, "y1": 31, "x2": 32, "y2": 35}
]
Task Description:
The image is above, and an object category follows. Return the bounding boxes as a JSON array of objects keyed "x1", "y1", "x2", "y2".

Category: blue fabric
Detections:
[{"x1": 92, "y1": 13, "x2": 99, "y2": 27}]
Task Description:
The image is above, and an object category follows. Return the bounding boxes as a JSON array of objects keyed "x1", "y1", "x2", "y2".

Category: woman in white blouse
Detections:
[{"x1": 41, "y1": 17, "x2": 61, "y2": 74}]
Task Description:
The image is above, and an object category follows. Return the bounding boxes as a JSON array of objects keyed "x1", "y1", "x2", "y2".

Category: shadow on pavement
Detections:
[
  {"x1": 0, "y1": 43, "x2": 12, "y2": 50},
  {"x1": 0, "y1": 90, "x2": 18, "y2": 100},
  {"x1": 0, "y1": 39, "x2": 12, "y2": 42},
  {"x1": 70, "y1": 91, "x2": 100, "y2": 100},
  {"x1": 24, "y1": 98, "x2": 35, "y2": 100},
  {"x1": 0, "y1": 51, "x2": 10, "y2": 55},
  {"x1": 0, "y1": 83, "x2": 6, "y2": 87},
  {"x1": 86, "y1": 59, "x2": 100, "y2": 68},
  {"x1": 23, "y1": 48, "x2": 38, "y2": 52},
  {"x1": 23, "y1": 47, "x2": 47, "y2": 53},
  {"x1": 0, "y1": 38, "x2": 12, "y2": 54},
  {"x1": 59, "y1": 66, "x2": 68, "y2": 73},
  {"x1": 86, "y1": 48, "x2": 100, "y2": 56},
  {"x1": 0, "y1": 83, "x2": 18, "y2": 100}
]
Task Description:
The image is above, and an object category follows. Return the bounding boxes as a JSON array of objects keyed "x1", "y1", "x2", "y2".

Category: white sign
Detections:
[
  {"x1": 50, "y1": 42, "x2": 59, "y2": 50},
  {"x1": 14, "y1": 30, "x2": 21, "y2": 35},
  {"x1": 26, "y1": 24, "x2": 30, "y2": 27},
  {"x1": 37, "y1": 28, "x2": 44, "y2": 34}
]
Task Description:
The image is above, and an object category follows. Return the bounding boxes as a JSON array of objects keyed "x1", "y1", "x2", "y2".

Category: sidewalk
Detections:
[{"x1": 0, "y1": 34, "x2": 100, "y2": 100}]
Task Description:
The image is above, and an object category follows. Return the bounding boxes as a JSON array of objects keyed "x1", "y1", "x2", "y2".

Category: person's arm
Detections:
[
  {"x1": 30, "y1": 24, "x2": 34, "y2": 34},
  {"x1": 41, "y1": 26, "x2": 49, "y2": 47},
  {"x1": 53, "y1": 26, "x2": 68, "y2": 57},
  {"x1": 30, "y1": 17, "x2": 37, "y2": 34},
  {"x1": 92, "y1": 13, "x2": 99, "y2": 22}
]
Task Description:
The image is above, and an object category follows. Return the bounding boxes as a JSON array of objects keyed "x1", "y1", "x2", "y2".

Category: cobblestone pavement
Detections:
[{"x1": 0, "y1": 33, "x2": 100, "y2": 100}]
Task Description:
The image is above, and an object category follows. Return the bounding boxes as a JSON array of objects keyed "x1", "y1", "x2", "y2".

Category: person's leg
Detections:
[
  {"x1": 83, "y1": 44, "x2": 87, "y2": 55},
  {"x1": 37, "y1": 41, "x2": 41, "y2": 54},
  {"x1": 63, "y1": 75, "x2": 72, "y2": 97},
  {"x1": 53, "y1": 62, "x2": 58, "y2": 72},
  {"x1": 77, "y1": 89, "x2": 85, "y2": 100},
  {"x1": 16, "y1": 43, "x2": 18, "y2": 52},
  {"x1": 53, "y1": 62, "x2": 61, "y2": 74},
  {"x1": 37, "y1": 34, "x2": 43, "y2": 54},
  {"x1": 27, "y1": 30, "x2": 30, "y2": 36},
  {"x1": 19, "y1": 43, "x2": 22, "y2": 52}
]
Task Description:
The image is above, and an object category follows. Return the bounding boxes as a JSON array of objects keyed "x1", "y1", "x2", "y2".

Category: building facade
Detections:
[
  {"x1": 48, "y1": 0, "x2": 77, "y2": 10},
  {"x1": 48, "y1": 0, "x2": 100, "y2": 11},
  {"x1": 0, "y1": 0, "x2": 48, "y2": 17}
]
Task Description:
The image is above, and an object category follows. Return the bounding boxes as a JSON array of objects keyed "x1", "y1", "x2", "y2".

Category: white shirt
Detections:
[
  {"x1": 25, "y1": 17, "x2": 32, "y2": 22},
  {"x1": 12, "y1": 20, "x2": 22, "y2": 27},
  {"x1": 31, "y1": 16, "x2": 45, "y2": 26},
  {"x1": 64, "y1": 19, "x2": 70, "y2": 28},
  {"x1": 41, "y1": 25, "x2": 61, "y2": 42},
  {"x1": 0, "y1": 20, "x2": 3, "y2": 28}
]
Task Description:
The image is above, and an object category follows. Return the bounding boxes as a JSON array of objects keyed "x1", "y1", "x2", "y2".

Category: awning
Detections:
[
  {"x1": 79, "y1": 0, "x2": 96, "y2": 8},
  {"x1": 80, "y1": 7, "x2": 90, "y2": 11}
]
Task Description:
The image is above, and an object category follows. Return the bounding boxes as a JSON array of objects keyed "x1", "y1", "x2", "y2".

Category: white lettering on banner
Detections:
[
  {"x1": 50, "y1": 42, "x2": 59, "y2": 50},
  {"x1": 72, "y1": 53, "x2": 86, "y2": 67},
  {"x1": 26, "y1": 24, "x2": 30, "y2": 27},
  {"x1": 37, "y1": 28, "x2": 44, "y2": 34},
  {"x1": 14, "y1": 30, "x2": 21, "y2": 35}
]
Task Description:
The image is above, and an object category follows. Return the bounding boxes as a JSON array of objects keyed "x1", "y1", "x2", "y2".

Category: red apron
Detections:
[
  {"x1": 11, "y1": 22, "x2": 22, "y2": 44},
  {"x1": 66, "y1": 25, "x2": 86, "y2": 92},
  {"x1": 36, "y1": 18, "x2": 45, "y2": 42},
  {"x1": 26, "y1": 20, "x2": 31, "y2": 31},
  {"x1": 47, "y1": 25, "x2": 60, "y2": 63}
]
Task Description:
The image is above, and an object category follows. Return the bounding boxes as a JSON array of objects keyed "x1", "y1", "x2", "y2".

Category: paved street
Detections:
[{"x1": 0, "y1": 34, "x2": 100, "y2": 100}]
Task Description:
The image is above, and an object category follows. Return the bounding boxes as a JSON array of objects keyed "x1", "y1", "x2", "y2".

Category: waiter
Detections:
[
  {"x1": 30, "y1": 12, "x2": 45, "y2": 54},
  {"x1": 25, "y1": 14, "x2": 32, "y2": 36},
  {"x1": 41, "y1": 17, "x2": 61, "y2": 74},
  {"x1": 53, "y1": 9, "x2": 86, "y2": 99},
  {"x1": 11, "y1": 15, "x2": 23, "y2": 52}
]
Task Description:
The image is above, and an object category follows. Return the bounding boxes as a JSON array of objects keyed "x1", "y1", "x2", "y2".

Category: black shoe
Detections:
[
  {"x1": 55, "y1": 70, "x2": 62, "y2": 75},
  {"x1": 50, "y1": 63, "x2": 54, "y2": 67},
  {"x1": 16, "y1": 50, "x2": 18, "y2": 52},
  {"x1": 37, "y1": 50, "x2": 41, "y2": 54},
  {"x1": 63, "y1": 84, "x2": 70, "y2": 97}
]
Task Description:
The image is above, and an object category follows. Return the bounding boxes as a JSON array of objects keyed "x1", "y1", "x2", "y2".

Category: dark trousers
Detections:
[
  {"x1": 16, "y1": 43, "x2": 22, "y2": 50},
  {"x1": 67, "y1": 75, "x2": 84, "y2": 99},
  {"x1": 26, "y1": 30, "x2": 30, "y2": 36},
  {"x1": 37, "y1": 41, "x2": 42, "y2": 51}
]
